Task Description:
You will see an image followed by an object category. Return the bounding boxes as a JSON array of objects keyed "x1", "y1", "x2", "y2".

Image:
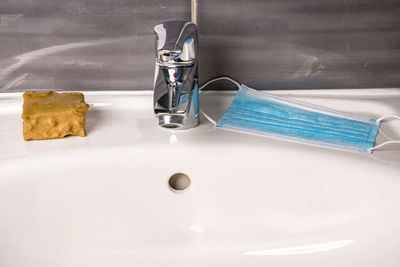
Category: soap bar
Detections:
[{"x1": 21, "y1": 91, "x2": 89, "y2": 141}]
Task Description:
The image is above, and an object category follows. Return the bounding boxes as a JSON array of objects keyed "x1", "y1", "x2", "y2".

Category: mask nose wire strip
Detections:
[
  {"x1": 368, "y1": 115, "x2": 400, "y2": 152},
  {"x1": 199, "y1": 77, "x2": 241, "y2": 126}
]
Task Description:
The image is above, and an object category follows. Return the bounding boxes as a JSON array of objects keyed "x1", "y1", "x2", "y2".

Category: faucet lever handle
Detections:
[{"x1": 154, "y1": 21, "x2": 198, "y2": 64}]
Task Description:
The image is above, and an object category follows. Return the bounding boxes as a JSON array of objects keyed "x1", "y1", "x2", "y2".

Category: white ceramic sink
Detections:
[{"x1": 0, "y1": 89, "x2": 400, "y2": 267}]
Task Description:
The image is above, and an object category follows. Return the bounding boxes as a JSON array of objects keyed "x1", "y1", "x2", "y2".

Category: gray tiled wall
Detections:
[
  {"x1": 198, "y1": 0, "x2": 400, "y2": 90},
  {"x1": 0, "y1": 0, "x2": 190, "y2": 92},
  {"x1": 0, "y1": 0, "x2": 399, "y2": 91}
]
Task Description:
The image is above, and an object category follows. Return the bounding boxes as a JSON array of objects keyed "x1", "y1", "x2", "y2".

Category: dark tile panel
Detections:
[
  {"x1": 198, "y1": 0, "x2": 400, "y2": 89},
  {"x1": 0, "y1": 0, "x2": 190, "y2": 91}
]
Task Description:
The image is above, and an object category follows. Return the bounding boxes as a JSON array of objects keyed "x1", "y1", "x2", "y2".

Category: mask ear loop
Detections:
[
  {"x1": 199, "y1": 77, "x2": 241, "y2": 126},
  {"x1": 368, "y1": 115, "x2": 400, "y2": 152},
  {"x1": 378, "y1": 128, "x2": 392, "y2": 141}
]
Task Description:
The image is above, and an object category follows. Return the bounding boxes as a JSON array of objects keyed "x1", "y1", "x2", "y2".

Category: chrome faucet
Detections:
[{"x1": 153, "y1": 21, "x2": 199, "y2": 129}]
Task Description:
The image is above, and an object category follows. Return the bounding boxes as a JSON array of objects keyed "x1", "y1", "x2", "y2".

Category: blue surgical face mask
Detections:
[{"x1": 216, "y1": 84, "x2": 400, "y2": 154}]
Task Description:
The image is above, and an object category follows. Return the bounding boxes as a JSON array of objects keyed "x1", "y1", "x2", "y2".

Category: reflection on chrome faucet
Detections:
[{"x1": 153, "y1": 21, "x2": 199, "y2": 129}]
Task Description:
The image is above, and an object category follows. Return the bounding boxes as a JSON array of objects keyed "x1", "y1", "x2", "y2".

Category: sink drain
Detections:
[{"x1": 168, "y1": 173, "x2": 191, "y2": 193}]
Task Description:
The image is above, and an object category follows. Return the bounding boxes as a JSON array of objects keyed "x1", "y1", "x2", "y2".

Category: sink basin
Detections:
[{"x1": 0, "y1": 89, "x2": 400, "y2": 267}]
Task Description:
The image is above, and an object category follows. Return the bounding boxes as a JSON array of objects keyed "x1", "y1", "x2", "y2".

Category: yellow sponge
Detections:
[{"x1": 21, "y1": 91, "x2": 89, "y2": 141}]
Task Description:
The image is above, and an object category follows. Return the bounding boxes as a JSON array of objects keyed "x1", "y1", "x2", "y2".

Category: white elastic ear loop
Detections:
[
  {"x1": 199, "y1": 76, "x2": 240, "y2": 91},
  {"x1": 376, "y1": 114, "x2": 400, "y2": 122},
  {"x1": 378, "y1": 128, "x2": 392, "y2": 141},
  {"x1": 200, "y1": 107, "x2": 217, "y2": 126},
  {"x1": 199, "y1": 77, "x2": 241, "y2": 126},
  {"x1": 368, "y1": 115, "x2": 400, "y2": 152}
]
